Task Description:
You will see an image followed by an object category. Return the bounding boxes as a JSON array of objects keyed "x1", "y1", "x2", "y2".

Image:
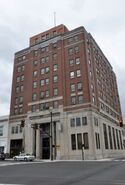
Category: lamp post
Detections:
[{"x1": 82, "y1": 144, "x2": 84, "y2": 160}]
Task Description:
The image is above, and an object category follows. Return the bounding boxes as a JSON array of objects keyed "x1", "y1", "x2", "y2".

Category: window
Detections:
[
  {"x1": 14, "y1": 108, "x2": 18, "y2": 115},
  {"x1": 77, "y1": 133, "x2": 82, "y2": 150},
  {"x1": 41, "y1": 68, "x2": 45, "y2": 75},
  {"x1": 45, "y1": 67, "x2": 50, "y2": 73},
  {"x1": 53, "y1": 101, "x2": 59, "y2": 108},
  {"x1": 69, "y1": 59, "x2": 74, "y2": 66},
  {"x1": 53, "y1": 75, "x2": 58, "y2": 83},
  {"x1": 68, "y1": 48, "x2": 73, "y2": 55},
  {"x1": 46, "y1": 56, "x2": 49, "y2": 62},
  {"x1": 82, "y1": 117, "x2": 87, "y2": 125},
  {"x1": 70, "y1": 84, "x2": 75, "y2": 92},
  {"x1": 53, "y1": 43, "x2": 57, "y2": 48},
  {"x1": 70, "y1": 118, "x2": 75, "y2": 127},
  {"x1": 70, "y1": 71, "x2": 75, "y2": 79},
  {"x1": 94, "y1": 117, "x2": 98, "y2": 126},
  {"x1": 71, "y1": 134, "x2": 76, "y2": 150},
  {"x1": 22, "y1": 55, "x2": 26, "y2": 60},
  {"x1": 119, "y1": 131, "x2": 123, "y2": 150},
  {"x1": 112, "y1": 127, "x2": 117, "y2": 149},
  {"x1": 46, "y1": 46, "x2": 49, "y2": 52},
  {"x1": 0, "y1": 126, "x2": 3, "y2": 136},
  {"x1": 108, "y1": 126, "x2": 113, "y2": 149},
  {"x1": 19, "y1": 107, "x2": 23, "y2": 114},
  {"x1": 15, "y1": 97, "x2": 18, "y2": 104},
  {"x1": 40, "y1": 102, "x2": 49, "y2": 111},
  {"x1": 83, "y1": 133, "x2": 89, "y2": 149},
  {"x1": 45, "y1": 78, "x2": 49, "y2": 85},
  {"x1": 17, "y1": 66, "x2": 21, "y2": 72},
  {"x1": 31, "y1": 105, "x2": 36, "y2": 112},
  {"x1": 71, "y1": 96, "x2": 76, "y2": 105},
  {"x1": 76, "y1": 58, "x2": 80, "y2": 65},
  {"x1": 53, "y1": 64, "x2": 58, "y2": 71},
  {"x1": 116, "y1": 129, "x2": 120, "y2": 149},
  {"x1": 41, "y1": 47, "x2": 45, "y2": 52},
  {"x1": 33, "y1": 60, "x2": 38, "y2": 66},
  {"x1": 33, "y1": 71, "x2": 38, "y2": 77},
  {"x1": 22, "y1": 65, "x2": 25, "y2": 71},
  {"x1": 74, "y1": 35, "x2": 78, "y2": 41},
  {"x1": 21, "y1": 75, "x2": 24, "y2": 81},
  {"x1": 76, "y1": 117, "x2": 81, "y2": 126},
  {"x1": 11, "y1": 127, "x2": 15, "y2": 134},
  {"x1": 40, "y1": 79, "x2": 44, "y2": 86},
  {"x1": 32, "y1": 93, "x2": 37, "y2": 101},
  {"x1": 16, "y1": 76, "x2": 20, "y2": 82},
  {"x1": 77, "y1": 82, "x2": 82, "y2": 91},
  {"x1": 33, "y1": 81, "x2": 37, "y2": 88},
  {"x1": 40, "y1": 91, "x2": 44, "y2": 99},
  {"x1": 53, "y1": 88, "x2": 58, "y2": 96},
  {"x1": 20, "y1": 85, "x2": 24, "y2": 92},
  {"x1": 76, "y1": 69, "x2": 81, "y2": 77},
  {"x1": 75, "y1": 46, "x2": 79, "y2": 53},
  {"x1": 53, "y1": 31, "x2": 57, "y2": 36},
  {"x1": 78, "y1": 95, "x2": 83, "y2": 104},
  {"x1": 34, "y1": 50, "x2": 38, "y2": 57},
  {"x1": 19, "y1": 96, "x2": 23, "y2": 103},
  {"x1": 95, "y1": 133, "x2": 100, "y2": 149},
  {"x1": 16, "y1": 86, "x2": 20, "y2": 93},
  {"x1": 41, "y1": 57, "x2": 45, "y2": 64},
  {"x1": 103, "y1": 124, "x2": 109, "y2": 149},
  {"x1": 45, "y1": 90, "x2": 49, "y2": 97},
  {"x1": 68, "y1": 37, "x2": 73, "y2": 43}
]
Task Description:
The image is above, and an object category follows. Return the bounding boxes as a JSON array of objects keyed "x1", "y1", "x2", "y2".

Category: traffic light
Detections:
[{"x1": 20, "y1": 120, "x2": 25, "y2": 127}]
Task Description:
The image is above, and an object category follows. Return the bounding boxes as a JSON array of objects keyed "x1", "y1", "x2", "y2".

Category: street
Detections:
[{"x1": 0, "y1": 160, "x2": 125, "y2": 185}]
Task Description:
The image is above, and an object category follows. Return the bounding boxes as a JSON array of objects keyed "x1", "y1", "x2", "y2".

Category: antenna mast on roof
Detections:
[{"x1": 54, "y1": 12, "x2": 56, "y2": 27}]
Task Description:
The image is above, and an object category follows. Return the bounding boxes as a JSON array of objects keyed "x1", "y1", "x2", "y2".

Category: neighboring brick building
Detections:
[{"x1": 9, "y1": 24, "x2": 124, "y2": 159}]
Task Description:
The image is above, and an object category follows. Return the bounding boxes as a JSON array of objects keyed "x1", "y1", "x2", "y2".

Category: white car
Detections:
[{"x1": 13, "y1": 153, "x2": 35, "y2": 161}]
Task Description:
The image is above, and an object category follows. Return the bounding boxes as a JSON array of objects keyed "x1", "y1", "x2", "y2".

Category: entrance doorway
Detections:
[{"x1": 42, "y1": 137, "x2": 50, "y2": 159}]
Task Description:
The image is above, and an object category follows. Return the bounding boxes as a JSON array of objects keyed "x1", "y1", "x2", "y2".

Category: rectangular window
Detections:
[
  {"x1": 71, "y1": 134, "x2": 76, "y2": 150},
  {"x1": 45, "y1": 78, "x2": 49, "y2": 85},
  {"x1": 70, "y1": 71, "x2": 75, "y2": 79},
  {"x1": 33, "y1": 60, "x2": 38, "y2": 66},
  {"x1": 19, "y1": 96, "x2": 23, "y2": 103},
  {"x1": 75, "y1": 46, "x2": 79, "y2": 53},
  {"x1": 21, "y1": 75, "x2": 24, "y2": 81},
  {"x1": 68, "y1": 48, "x2": 73, "y2": 55},
  {"x1": 77, "y1": 133, "x2": 82, "y2": 150},
  {"x1": 76, "y1": 117, "x2": 81, "y2": 126},
  {"x1": 40, "y1": 91, "x2": 44, "y2": 99},
  {"x1": 53, "y1": 75, "x2": 58, "y2": 83},
  {"x1": 32, "y1": 93, "x2": 37, "y2": 101},
  {"x1": 20, "y1": 85, "x2": 24, "y2": 92},
  {"x1": 16, "y1": 76, "x2": 20, "y2": 82},
  {"x1": 116, "y1": 129, "x2": 120, "y2": 149},
  {"x1": 76, "y1": 69, "x2": 81, "y2": 77},
  {"x1": 119, "y1": 130, "x2": 123, "y2": 149},
  {"x1": 41, "y1": 68, "x2": 45, "y2": 75},
  {"x1": 17, "y1": 66, "x2": 21, "y2": 73},
  {"x1": 77, "y1": 82, "x2": 82, "y2": 91},
  {"x1": 53, "y1": 64, "x2": 58, "y2": 71},
  {"x1": 16, "y1": 86, "x2": 20, "y2": 93},
  {"x1": 94, "y1": 117, "x2": 98, "y2": 126},
  {"x1": 69, "y1": 59, "x2": 74, "y2": 66},
  {"x1": 0, "y1": 126, "x2": 3, "y2": 136},
  {"x1": 45, "y1": 67, "x2": 50, "y2": 73},
  {"x1": 83, "y1": 133, "x2": 89, "y2": 149},
  {"x1": 78, "y1": 95, "x2": 83, "y2": 104},
  {"x1": 40, "y1": 79, "x2": 44, "y2": 86},
  {"x1": 112, "y1": 127, "x2": 117, "y2": 149},
  {"x1": 53, "y1": 53, "x2": 57, "y2": 60},
  {"x1": 53, "y1": 88, "x2": 58, "y2": 96},
  {"x1": 11, "y1": 127, "x2": 15, "y2": 134},
  {"x1": 76, "y1": 58, "x2": 80, "y2": 65},
  {"x1": 33, "y1": 81, "x2": 37, "y2": 88},
  {"x1": 82, "y1": 117, "x2": 87, "y2": 125},
  {"x1": 70, "y1": 118, "x2": 75, "y2": 127},
  {"x1": 33, "y1": 71, "x2": 38, "y2": 77},
  {"x1": 45, "y1": 90, "x2": 49, "y2": 97},
  {"x1": 95, "y1": 132, "x2": 100, "y2": 149},
  {"x1": 70, "y1": 84, "x2": 75, "y2": 92},
  {"x1": 41, "y1": 57, "x2": 45, "y2": 64},
  {"x1": 71, "y1": 96, "x2": 76, "y2": 105},
  {"x1": 31, "y1": 105, "x2": 36, "y2": 112},
  {"x1": 108, "y1": 126, "x2": 113, "y2": 149},
  {"x1": 103, "y1": 124, "x2": 109, "y2": 149}
]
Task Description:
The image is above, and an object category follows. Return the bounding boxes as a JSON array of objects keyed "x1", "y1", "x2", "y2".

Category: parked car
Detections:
[
  {"x1": 0, "y1": 152, "x2": 6, "y2": 160},
  {"x1": 13, "y1": 153, "x2": 35, "y2": 161}
]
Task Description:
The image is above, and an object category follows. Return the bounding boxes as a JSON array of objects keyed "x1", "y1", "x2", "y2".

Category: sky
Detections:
[{"x1": 0, "y1": 0, "x2": 125, "y2": 121}]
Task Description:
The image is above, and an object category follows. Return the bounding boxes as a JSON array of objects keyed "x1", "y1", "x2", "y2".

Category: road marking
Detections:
[{"x1": 0, "y1": 184, "x2": 23, "y2": 185}]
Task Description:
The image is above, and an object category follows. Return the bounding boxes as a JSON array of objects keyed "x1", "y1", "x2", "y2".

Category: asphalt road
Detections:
[{"x1": 0, "y1": 160, "x2": 125, "y2": 185}]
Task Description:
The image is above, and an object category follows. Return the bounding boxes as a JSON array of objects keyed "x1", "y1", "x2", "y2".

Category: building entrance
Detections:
[{"x1": 42, "y1": 137, "x2": 50, "y2": 159}]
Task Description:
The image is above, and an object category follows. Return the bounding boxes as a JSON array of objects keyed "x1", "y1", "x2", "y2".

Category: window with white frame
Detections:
[{"x1": 0, "y1": 126, "x2": 3, "y2": 136}]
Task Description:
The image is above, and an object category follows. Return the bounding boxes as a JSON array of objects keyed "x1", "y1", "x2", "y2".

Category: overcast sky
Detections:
[{"x1": 0, "y1": 0, "x2": 125, "y2": 121}]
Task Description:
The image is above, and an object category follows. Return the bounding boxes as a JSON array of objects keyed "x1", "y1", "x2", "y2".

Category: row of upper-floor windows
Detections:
[
  {"x1": 100, "y1": 102, "x2": 117, "y2": 119},
  {"x1": 31, "y1": 101, "x2": 59, "y2": 112},
  {"x1": 11, "y1": 125, "x2": 22, "y2": 134}
]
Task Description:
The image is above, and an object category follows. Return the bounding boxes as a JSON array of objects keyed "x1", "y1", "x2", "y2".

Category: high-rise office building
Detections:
[{"x1": 9, "y1": 24, "x2": 124, "y2": 159}]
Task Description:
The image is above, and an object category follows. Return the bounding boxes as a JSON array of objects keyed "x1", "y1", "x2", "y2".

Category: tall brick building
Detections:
[{"x1": 9, "y1": 24, "x2": 124, "y2": 160}]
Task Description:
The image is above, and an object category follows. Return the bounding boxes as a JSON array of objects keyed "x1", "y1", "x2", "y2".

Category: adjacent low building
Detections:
[
  {"x1": 9, "y1": 24, "x2": 125, "y2": 159},
  {"x1": 0, "y1": 115, "x2": 9, "y2": 154}
]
